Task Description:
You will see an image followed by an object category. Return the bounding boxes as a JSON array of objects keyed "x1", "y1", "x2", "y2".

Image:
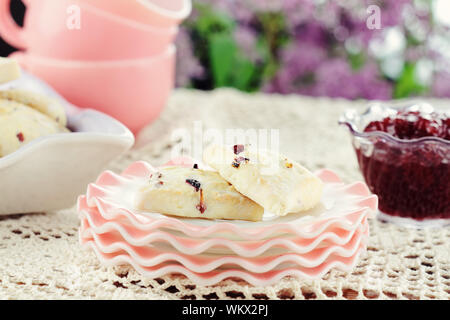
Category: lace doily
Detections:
[{"x1": 0, "y1": 89, "x2": 448, "y2": 299}]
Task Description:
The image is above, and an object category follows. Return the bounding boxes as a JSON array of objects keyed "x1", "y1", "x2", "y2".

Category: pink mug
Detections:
[
  {"x1": 12, "y1": 46, "x2": 176, "y2": 134},
  {"x1": 72, "y1": 0, "x2": 192, "y2": 28},
  {"x1": 0, "y1": 0, "x2": 177, "y2": 60}
]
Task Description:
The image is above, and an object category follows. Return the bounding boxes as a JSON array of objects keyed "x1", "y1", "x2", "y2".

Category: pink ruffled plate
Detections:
[
  {"x1": 78, "y1": 197, "x2": 370, "y2": 257},
  {"x1": 81, "y1": 160, "x2": 377, "y2": 241},
  {"x1": 81, "y1": 239, "x2": 366, "y2": 286},
  {"x1": 78, "y1": 159, "x2": 375, "y2": 285},
  {"x1": 79, "y1": 205, "x2": 369, "y2": 273}
]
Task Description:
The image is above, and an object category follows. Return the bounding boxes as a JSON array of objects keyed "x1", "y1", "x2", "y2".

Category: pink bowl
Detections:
[
  {"x1": 0, "y1": 0, "x2": 178, "y2": 60},
  {"x1": 72, "y1": 0, "x2": 192, "y2": 28},
  {"x1": 12, "y1": 47, "x2": 176, "y2": 133}
]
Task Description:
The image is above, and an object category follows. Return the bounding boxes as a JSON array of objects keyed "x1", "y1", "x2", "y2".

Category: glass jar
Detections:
[{"x1": 340, "y1": 102, "x2": 449, "y2": 228}]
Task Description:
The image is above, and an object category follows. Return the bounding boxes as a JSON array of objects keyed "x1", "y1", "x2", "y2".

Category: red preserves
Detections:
[{"x1": 357, "y1": 110, "x2": 449, "y2": 220}]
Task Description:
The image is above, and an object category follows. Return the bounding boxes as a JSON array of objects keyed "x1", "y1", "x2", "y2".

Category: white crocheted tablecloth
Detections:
[{"x1": 0, "y1": 89, "x2": 449, "y2": 300}]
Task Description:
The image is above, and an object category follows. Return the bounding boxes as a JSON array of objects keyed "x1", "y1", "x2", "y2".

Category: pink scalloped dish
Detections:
[{"x1": 77, "y1": 156, "x2": 377, "y2": 286}]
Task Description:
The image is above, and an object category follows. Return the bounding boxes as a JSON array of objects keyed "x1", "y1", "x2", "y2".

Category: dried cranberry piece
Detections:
[
  {"x1": 186, "y1": 179, "x2": 201, "y2": 192},
  {"x1": 196, "y1": 189, "x2": 206, "y2": 214},
  {"x1": 233, "y1": 144, "x2": 245, "y2": 155},
  {"x1": 232, "y1": 161, "x2": 240, "y2": 168},
  {"x1": 232, "y1": 156, "x2": 250, "y2": 168},
  {"x1": 16, "y1": 132, "x2": 24, "y2": 142}
]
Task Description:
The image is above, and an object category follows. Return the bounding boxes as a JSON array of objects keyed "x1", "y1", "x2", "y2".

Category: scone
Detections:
[
  {"x1": 0, "y1": 99, "x2": 69, "y2": 157},
  {"x1": 135, "y1": 166, "x2": 264, "y2": 221},
  {"x1": 203, "y1": 144, "x2": 323, "y2": 216},
  {"x1": 0, "y1": 58, "x2": 20, "y2": 84},
  {"x1": 0, "y1": 89, "x2": 67, "y2": 126}
]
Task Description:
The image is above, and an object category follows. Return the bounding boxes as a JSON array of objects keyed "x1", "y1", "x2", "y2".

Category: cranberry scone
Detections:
[
  {"x1": 0, "y1": 89, "x2": 67, "y2": 126},
  {"x1": 0, "y1": 58, "x2": 21, "y2": 84},
  {"x1": 135, "y1": 166, "x2": 264, "y2": 221},
  {"x1": 203, "y1": 144, "x2": 323, "y2": 216},
  {"x1": 0, "y1": 99, "x2": 68, "y2": 157}
]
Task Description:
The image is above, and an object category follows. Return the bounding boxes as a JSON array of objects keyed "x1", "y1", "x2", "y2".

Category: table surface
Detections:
[{"x1": 0, "y1": 89, "x2": 449, "y2": 300}]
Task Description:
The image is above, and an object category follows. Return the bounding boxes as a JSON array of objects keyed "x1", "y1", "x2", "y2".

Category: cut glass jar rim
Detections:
[{"x1": 339, "y1": 101, "x2": 450, "y2": 146}]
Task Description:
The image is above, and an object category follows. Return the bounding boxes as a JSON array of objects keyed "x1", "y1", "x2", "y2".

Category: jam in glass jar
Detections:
[{"x1": 340, "y1": 102, "x2": 449, "y2": 228}]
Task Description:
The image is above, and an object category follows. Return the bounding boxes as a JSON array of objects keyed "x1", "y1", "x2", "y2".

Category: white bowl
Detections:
[{"x1": 0, "y1": 71, "x2": 135, "y2": 215}]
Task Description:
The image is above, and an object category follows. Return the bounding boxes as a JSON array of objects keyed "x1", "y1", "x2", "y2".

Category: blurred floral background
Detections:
[{"x1": 175, "y1": 0, "x2": 450, "y2": 100}]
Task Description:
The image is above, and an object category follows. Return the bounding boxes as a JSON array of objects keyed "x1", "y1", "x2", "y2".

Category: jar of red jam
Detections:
[{"x1": 340, "y1": 102, "x2": 449, "y2": 228}]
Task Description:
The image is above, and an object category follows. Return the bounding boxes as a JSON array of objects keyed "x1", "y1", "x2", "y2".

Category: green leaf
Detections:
[
  {"x1": 192, "y1": 3, "x2": 235, "y2": 37},
  {"x1": 209, "y1": 34, "x2": 237, "y2": 87},
  {"x1": 348, "y1": 52, "x2": 366, "y2": 71},
  {"x1": 183, "y1": 1, "x2": 285, "y2": 92},
  {"x1": 393, "y1": 62, "x2": 426, "y2": 99},
  {"x1": 232, "y1": 58, "x2": 255, "y2": 91}
]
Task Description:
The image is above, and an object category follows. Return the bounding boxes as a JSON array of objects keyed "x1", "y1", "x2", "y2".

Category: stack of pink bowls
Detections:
[{"x1": 0, "y1": 0, "x2": 191, "y2": 133}]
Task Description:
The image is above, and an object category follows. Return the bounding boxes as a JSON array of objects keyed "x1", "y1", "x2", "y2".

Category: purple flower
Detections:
[
  {"x1": 268, "y1": 54, "x2": 392, "y2": 100},
  {"x1": 363, "y1": 0, "x2": 412, "y2": 27},
  {"x1": 264, "y1": 41, "x2": 326, "y2": 94},
  {"x1": 432, "y1": 71, "x2": 450, "y2": 98},
  {"x1": 313, "y1": 60, "x2": 392, "y2": 100},
  {"x1": 282, "y1": 0, "x2": 315, "y2": 28},
  {"x1": 357, "y1": 63, "x2": 393, "y2": 100},
  {"x1": 312, "y1": 59, "x2": 361, "y2": 99},
  {"x1": 293, "y1": 21, "x2": 331, "y2": 48},
  {"x1": 178, "y1": 0, "x2": 446, "y2": 100},
  {"x1": 233, "y1": 25, "x2": 260, "y2": 63},
  {"x1": 175, "y1": 28, "x2": 204, "y2": 87}
]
